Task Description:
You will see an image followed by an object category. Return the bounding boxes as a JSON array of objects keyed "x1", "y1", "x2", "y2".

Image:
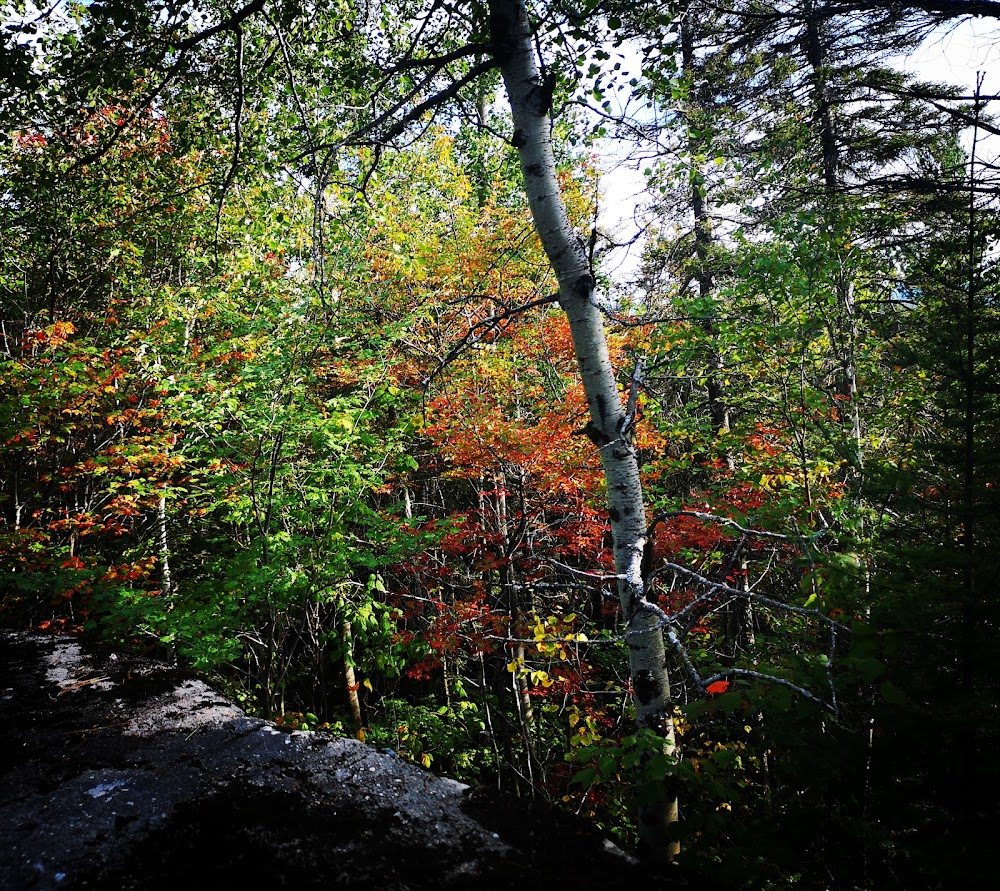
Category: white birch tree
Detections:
[
  {"x1": 11, "y1": 0, "x2": 999, "y2": 864},
  {"x1": 487, "y1": 0, "x2": 678, "y2": 857}
]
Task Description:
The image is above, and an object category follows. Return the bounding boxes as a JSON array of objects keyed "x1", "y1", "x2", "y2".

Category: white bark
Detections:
[
  {"x1": 157, "y1": 494, "x2": 172, "y2": 597},
  {"x1": 341, "y1": 615, "x2": 365, "y2": 741},
  {"x1": 489, "y1": 0, "x2": 678, "y2": 858}
]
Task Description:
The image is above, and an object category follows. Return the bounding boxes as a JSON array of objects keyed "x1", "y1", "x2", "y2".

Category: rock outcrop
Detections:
[{"x1": 0, "y1": 630, "x2": 711, "y2": 890}]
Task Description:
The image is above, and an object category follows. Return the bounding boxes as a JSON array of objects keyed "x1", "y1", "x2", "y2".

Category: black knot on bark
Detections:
[
  {"x1": 526, "y1": 71, "x2": 556, "y2": 116},
  {"x1": 634, "y1": 669, "x2": 664, "y2": 707},
  {"x1": 573, "y1": 420, "x2": 610, "y2": 447}
]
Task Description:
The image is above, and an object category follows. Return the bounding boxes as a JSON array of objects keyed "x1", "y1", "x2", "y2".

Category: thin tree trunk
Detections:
[
  {"x1": 497, "y1": 471, "x2": 536, "y2": 782},
  {"x1": 681, "y1": 19, "x2": 754, "y2": 658},
  {"x1": 805, "y1": 9, "x2": 863, "y2": 471},
  {"x1": 339, "y1": 605, "x2": 365, "y2": 741},
  {"x1": 157, "y1": 494, "x2": 172, "y2": 597},
  {"x1": 681, "y1": 19, "x2": 731, "y2": 448},
  {"x1": 13, "y1": 462, "x2": 23, "y2": 530},
  {"x1": 961, "y1": 75, "x2": 984, "y2": 693},
  {"x1": 490, "y1": 0, "x2": 678, "y2": 860}
]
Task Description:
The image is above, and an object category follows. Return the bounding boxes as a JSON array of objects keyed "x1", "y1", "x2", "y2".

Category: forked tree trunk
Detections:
[{"x1": 489, "y1": 0, "x2": 678, "y2": 860}]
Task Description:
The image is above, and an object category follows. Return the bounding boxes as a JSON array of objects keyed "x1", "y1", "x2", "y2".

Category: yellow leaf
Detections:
[{"x1": 530, "y1": 669, "x2": 553, "y2": 687}]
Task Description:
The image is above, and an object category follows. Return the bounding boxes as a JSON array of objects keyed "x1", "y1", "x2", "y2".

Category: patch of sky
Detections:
[{"x1": 594, "y1": 17, "x2": 1000, "y2": 287}]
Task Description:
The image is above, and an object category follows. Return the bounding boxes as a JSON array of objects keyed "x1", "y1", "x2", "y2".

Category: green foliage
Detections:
[
  {"x1": 366, "y1": 697, "x2": 497, "y2": 780},
  {"x1": 3, "y1": 4, "x2": 999, "y2": 888}
]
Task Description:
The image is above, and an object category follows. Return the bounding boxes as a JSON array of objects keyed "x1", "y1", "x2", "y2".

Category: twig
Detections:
[{"x1": 57, "y1": 676, "x2": 111, "y2": 695}]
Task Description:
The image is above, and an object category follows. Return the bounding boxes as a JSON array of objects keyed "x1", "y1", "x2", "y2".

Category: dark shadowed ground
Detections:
[{"x1": 0, "y1": 630, "x2": 721, "y2": 890}]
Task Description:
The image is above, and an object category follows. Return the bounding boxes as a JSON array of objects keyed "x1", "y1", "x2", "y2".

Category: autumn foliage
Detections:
[{"x1": 3, "y1": 69, "x2": 997, "y2": 890}]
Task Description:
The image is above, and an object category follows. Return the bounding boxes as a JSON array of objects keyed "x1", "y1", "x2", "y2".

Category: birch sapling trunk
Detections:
[
  {"x1": 339, "y1": 605, "x2": 365, "y2": 741},
  {"x1": 489, "y1": 0, "x2": 678, "y2": 859},
  {"x1": 157, "y1": 494, "x2": 172, "y2": 597}
]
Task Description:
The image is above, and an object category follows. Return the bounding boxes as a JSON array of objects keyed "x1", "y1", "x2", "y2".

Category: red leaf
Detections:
[{"x1": 706, "y1": 680, "x2": 730, "y2": 695}]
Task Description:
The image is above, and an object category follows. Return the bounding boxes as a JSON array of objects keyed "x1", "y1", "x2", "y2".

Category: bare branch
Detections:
[
  {"x1": 651, "y1": 509, "x2": 830, "y2": 542},
  {"x1": 378, "y1": 43, "x2": 494, "y2": 77},
  {"x1": 702, "y1": 668, "x2": 837, "y2": 713},
  {"x1": 174, "y1": 0, "x2": 268, "y2": 51},
  {"x1": 423, "y1": 292, "x2": 560, "y2": 388},
  {"x1": 353, "y1": 59, "x2": 499, "y2": 147},
  {"x1": 660, "y1": 561, "x2": 849, "y2": 632}
]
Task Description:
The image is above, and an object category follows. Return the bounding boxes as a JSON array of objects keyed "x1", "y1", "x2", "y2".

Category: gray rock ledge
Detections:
[{"x1": 0, "y1": 630, "x2": 715, "y2": 890}]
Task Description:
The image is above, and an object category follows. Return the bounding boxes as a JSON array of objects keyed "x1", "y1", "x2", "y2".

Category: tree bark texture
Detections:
[
  {"x1": 340, "y1": 613, "x2": 365, "y2": 741},
  {"x1": 489, "y1": 0, "x2": 678, "y2": 859}
]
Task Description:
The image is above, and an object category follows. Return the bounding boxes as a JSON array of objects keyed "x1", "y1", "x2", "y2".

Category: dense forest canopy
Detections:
[{"x1": 2, "y1": 0, "x2": 998, "y2": 886}]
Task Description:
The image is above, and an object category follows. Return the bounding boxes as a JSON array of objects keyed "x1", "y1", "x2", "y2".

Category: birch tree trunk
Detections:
[
  {"x1": 339, "y1": 603, "x2": 365, "y2": 741},
  {"x1": 157, "y1": 494, "x2": 172, "y2": 597},
  {"x1": 489, "y1": 0, "x2": 678, "y2": 860}
]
